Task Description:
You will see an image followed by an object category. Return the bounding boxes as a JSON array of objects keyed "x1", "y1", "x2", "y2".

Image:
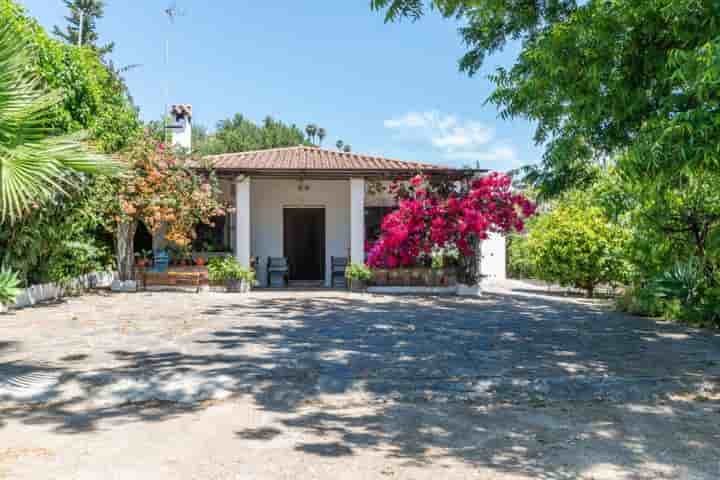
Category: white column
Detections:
[
  {"x1": 350, "y1": 178, "x2": 365, "y2": 264},
  {"x1": 235, "y1": 177, "x2": 251, "y2": 268}
]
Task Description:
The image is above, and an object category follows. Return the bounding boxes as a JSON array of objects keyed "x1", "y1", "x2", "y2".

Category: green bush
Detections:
[
  {"x1": 207, "y1": 257, "x2": 255, "y2": 283},
  {"x1": 0, "y1": 0, "x2": 141, "y2": 287},
  {"x1": 345, "y1": 263, "x2": 372, "y2": 282},
  {"x1": 618, "y1": 258, "x2": 720, "y2": 327},
  {"x1": 507, "y1": 233, "x2": 535, "y2": 279},
  {"x1": 0, "y1": 268, "x2": 21, "y2": 306},
  {"x1": 47, "y1": 240, "x2": 112, "y2": 286},
  {"x1": 524, "y1": 190, "x2": 631, "y2": 296}
]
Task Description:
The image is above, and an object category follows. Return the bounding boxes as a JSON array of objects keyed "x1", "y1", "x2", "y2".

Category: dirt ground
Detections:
[{"x1": 1, "y1": 282, "x2": 719, "y2": 479}]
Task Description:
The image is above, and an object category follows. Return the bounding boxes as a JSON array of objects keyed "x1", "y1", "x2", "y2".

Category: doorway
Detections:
[{"x1": 283, "y1": 208, "x2": 326, "y2": 282}]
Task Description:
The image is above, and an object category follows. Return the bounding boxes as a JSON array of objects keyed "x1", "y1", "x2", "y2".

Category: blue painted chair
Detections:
[
  {"x1": 148, "y1": 250, "x2": 170, "y2": 273},
  {"x1": 267, "y1": 257, "x2": 289, "y2": 288},
  {"x1": 331, "y1": 256, "x2": 348, "y2": 289}
]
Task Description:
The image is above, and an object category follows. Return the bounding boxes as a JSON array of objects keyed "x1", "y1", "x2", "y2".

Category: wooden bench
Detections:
[{"x1": 140, "y1": 271, "x2": 204, "y2": 292}]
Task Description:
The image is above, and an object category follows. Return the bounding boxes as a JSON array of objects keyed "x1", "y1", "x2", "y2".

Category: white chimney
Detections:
[{"x1": 169, "y1": 104, "x2": 192, "y2": 151}]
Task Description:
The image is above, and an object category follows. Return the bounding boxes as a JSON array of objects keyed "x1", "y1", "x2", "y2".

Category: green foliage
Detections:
[
  {"x1": 0, "y1": 0, "x2": 140, "y2": 284},
  {"x1": 196, "y1": 115, "x2": 307, "y2": 155},
  {"x1": 0, "y1": 21, "x2": 119, "y2": 223},
  {"x1": 0, "y1": 176, "x2": 113, "y2": 285},
  {"x1": 0, "y1": 268, "x2": 21, "y2": 306},
  {"x1": 1, "y1": 0, "x2": 140, "y2": 152},
  {"x1": 345, "y1": 263, "x2": 373, "y2": 282},
  {"x1": 507, "y1": 233, "x2": 534, "y2": 279},
  {"x1": 524, "y1": 191, "x2": 630, "y2": 296},
  {"x1": 372, "y1": 0, "x2": 720, "y2": 325},
  {"x1": 207, "y1": 257, "x2": 255, "y2": 283},
  {"x1": 47, "y1": 239, "x2": 112, "y2": 285},
  {"x1": 619, "y1": 258, "x2": 720, "y2": 327}
]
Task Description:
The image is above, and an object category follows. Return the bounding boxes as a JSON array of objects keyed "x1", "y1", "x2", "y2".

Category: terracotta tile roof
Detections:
[{"x1": 203, "y1": 146, "x2": 453, "y2": 173}]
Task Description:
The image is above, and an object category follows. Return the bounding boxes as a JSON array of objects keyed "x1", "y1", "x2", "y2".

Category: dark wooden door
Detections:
[{"x1": 283, "y1": 208, "x2": 325, "y2": 281}]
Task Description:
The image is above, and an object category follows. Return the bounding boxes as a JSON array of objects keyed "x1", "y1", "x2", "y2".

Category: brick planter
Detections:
[{"x1": 371, "y1": 267, "x2": 457, "y2": 288}]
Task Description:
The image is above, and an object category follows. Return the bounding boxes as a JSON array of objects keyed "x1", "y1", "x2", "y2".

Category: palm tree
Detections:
[
  {"x1": 0, "y1": 26, "x2": 117, "y2": 224},
  {"x1": 343, "y1": 145, "x2": 352, "y2": 153},
  {"x1": 305, "y1": 124, "x2": 317, "y2": 144},
  {"x1": 317, "y1": 128, "x2": 326, "y2": 147},
  {"x1": 336, "y1": 140, "x2": 344, "y2": 151}
]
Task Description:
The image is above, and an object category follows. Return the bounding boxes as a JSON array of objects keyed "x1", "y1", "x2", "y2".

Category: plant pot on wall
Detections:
[
  {"x1": 409, "y1": 268, "x2": 424, "y2": 286},
  {"x1": 372, "y1": 269, "x2": 388, "y2": 286},
  {"x1": 433, "y1": 268, "x2": 446, "y2": 286},
  {"x1": 388, "y1": 269, "x2": 402, "y2": 286},
  {"x1": 226, "y1": 279, "x2": 247, "y2": 293},
  {"x1": 421, "y1": 268, "x2": 434, "y2": 287}
]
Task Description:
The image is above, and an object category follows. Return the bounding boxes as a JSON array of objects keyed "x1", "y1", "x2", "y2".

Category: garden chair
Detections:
[
  {"x1": 147, "y1": 250, "x2": 169, "y2": 273},
  {"x1": 267, "y1": 257, "x2": 289, "y2": 288},
  {"x1": 331, "y1": 256, "x2": 348, "y2": 289}
]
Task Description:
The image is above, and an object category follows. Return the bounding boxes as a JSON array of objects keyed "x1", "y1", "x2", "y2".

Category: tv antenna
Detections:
[{"x1": 163, "y1": 1, "x2": 187, "y2": 143}]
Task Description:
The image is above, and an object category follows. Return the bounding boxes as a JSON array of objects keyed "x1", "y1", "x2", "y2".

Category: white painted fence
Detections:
[{"x1": 9, "y1": 271, "x2": 117, "y2": 310}]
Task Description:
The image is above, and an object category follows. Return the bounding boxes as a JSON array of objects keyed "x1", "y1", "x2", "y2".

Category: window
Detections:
[{"x1": 365, "y1": 207, "x2": 394, "y2": 242}]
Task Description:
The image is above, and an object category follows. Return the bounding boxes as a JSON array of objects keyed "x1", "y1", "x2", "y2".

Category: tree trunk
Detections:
[
  {"x1": 152, "y1": 221, "x2": 168, "y2": 252},
  {"x1": 116, "y1": 220, "x2": 138, "y2": 281}
]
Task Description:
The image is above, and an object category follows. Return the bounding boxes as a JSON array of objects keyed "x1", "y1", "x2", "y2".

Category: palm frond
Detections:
[{"x1": 0, "y1": 25, "x2": 121, "y2": 224}]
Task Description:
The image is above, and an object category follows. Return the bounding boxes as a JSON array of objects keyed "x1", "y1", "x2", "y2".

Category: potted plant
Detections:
[
  {"x1": 409, "y1": 267, "x2": 424, "y2": 286},
  {"x1": 194, "y1": 255, "x2": 207, "y2": 267},
  {"x1": 208, "y1": 257, "x2": 255, "y2": 293},
  {"x1": 388, "y1": 268, "x2": 403, "y2": 286},
  {"x1": 345, "y1": 263, "x2": 372, "y2": 291},
  {"x1": 372, "y1": 268, "x2": 388, "y2": 286},
  {"x1": 134, "y1": 249, "x2": 152, "y2": 268},
  {"x1": 0, "y1": 268, "x2": 21, "y2": 313}
]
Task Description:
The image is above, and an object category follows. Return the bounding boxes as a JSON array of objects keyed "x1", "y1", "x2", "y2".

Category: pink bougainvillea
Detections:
[{"x1": 367, "y1": 173, "x2": 535, "y2": 270}]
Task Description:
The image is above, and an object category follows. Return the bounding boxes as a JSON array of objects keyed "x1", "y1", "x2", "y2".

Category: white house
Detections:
[{"x1": 172, "y1": 106, "x2": 507, "y2": 287}]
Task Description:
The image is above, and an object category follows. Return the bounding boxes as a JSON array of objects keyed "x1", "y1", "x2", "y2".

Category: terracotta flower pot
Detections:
[
  {"x1": 410, "y1": 268, "x2": 424, "y2": 286},
  {"x1": 421, "y1": 268, "x2": 434, "y2": 286},
  {"x1": 434, "y1": 268, "x2": 447, "y2": 286},
  {"x1": 388, "y1": 269, "x2": 402, "y2": 286},
  {"x1": 398, "y1": 268, "x2": 412, "y2": 285},
  {"x1": 194, "y1": 257, "x2": 206, "y2": 267},
  {"x1": 373, "y1": 269, "x2": 388, "y2": 286}
]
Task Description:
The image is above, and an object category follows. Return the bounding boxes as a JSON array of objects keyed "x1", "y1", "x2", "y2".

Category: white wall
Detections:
[
  {"x1": 480, "y1": 233, "x2": 507, "y2": 283},
  {"x1": 250, "y1": 179, "x2": 351, "y2": 287}
]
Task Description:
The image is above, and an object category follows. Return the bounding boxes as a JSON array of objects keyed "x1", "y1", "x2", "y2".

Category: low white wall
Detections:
[
  {"x1": 11, "y1": 271, "x2": 117, "y2": 309},
  {"x1": 480, "y1": 233, "x2": 507, "y2": 283},
  {"x1": 250, "y1": 179, "x2": 351, "y2": 287}
]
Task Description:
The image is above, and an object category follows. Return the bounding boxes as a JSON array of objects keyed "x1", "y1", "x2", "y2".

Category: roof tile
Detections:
[{"x1": 204, "y1": 146, "x2": 450, "y2": 172}]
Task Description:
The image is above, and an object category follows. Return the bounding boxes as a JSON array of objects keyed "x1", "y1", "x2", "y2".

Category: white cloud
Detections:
[{"x1": 384, "y1": 111, "x2": 519, "y2": 170}]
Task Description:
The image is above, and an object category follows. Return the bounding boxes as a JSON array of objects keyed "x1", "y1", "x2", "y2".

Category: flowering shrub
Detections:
[
  {"x1": 367, "y1": 173, "x2": 535, "y2": 283},
  {"x1": 114, "y1": 133, "x2": 227, "y2": 247},
  {"x1": 102, "y1": 132, "x2": 228, "y2": 280}
]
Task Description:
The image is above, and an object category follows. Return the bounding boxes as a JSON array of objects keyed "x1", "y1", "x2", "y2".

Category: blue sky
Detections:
[{"x1": 19, "y1": 0, "x2": 543, "y2": 171}]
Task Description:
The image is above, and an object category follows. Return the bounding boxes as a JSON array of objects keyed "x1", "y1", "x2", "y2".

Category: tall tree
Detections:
[
  {"x1": 305, "y1": 124, "x2": 318, "y2": 144},
  {"x1": 0, "y1": 25, "x2": 117, "y2": 224},
  {"x1": 370, "y1": 0, "x2": 719, "y2": 193},
  {"x1": 317, "y1": 127, "x2": 326, "y2": 146},
  {"x1": 53, "y1": 0, "x2": 114, "y2": 54},
  {"x1": 194, "y1": 114, "x2": 306, "y2": 155}
]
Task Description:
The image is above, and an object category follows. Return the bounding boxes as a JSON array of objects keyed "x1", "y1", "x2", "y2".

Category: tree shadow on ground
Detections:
[{"x1": 2, "y1": 290, "x2": 720, "y2": 478}]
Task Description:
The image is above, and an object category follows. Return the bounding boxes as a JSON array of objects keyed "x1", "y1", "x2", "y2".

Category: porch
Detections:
[{"x1": 190, "y1": 145, "x2": 485, "y2": 288}]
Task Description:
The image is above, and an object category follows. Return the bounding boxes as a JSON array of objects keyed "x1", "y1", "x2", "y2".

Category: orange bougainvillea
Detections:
[{"x1": 113, "y1": 132, "x2": 227, "y2": 247}]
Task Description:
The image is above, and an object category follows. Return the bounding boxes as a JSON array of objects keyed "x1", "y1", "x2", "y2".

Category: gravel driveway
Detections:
[{"x1": 1, "y1": 282, "x2": 719, "y2": 479}]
